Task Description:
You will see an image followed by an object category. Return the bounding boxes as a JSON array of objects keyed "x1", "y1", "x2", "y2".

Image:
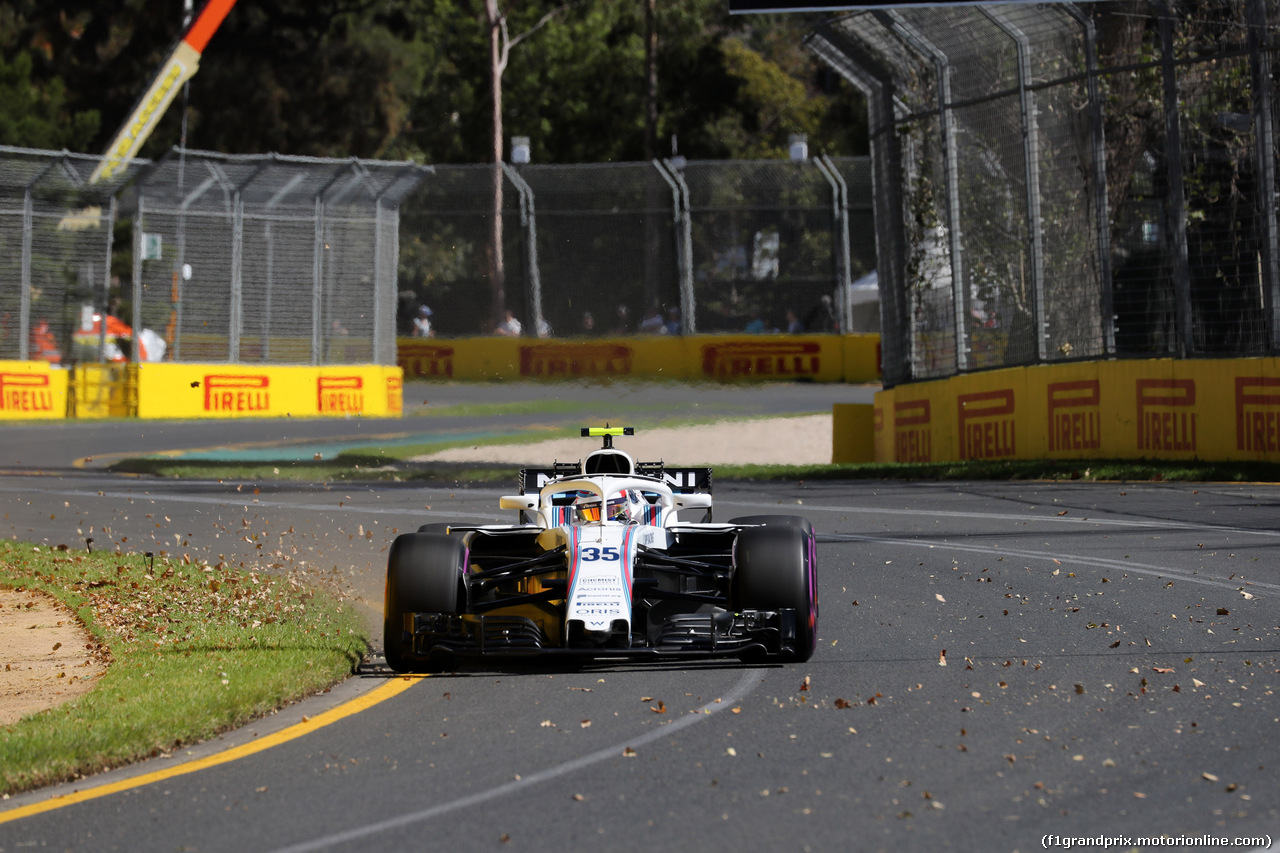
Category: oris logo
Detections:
[
  {"x1": 701, "y1": 341, "x2": 820, "y2": 379},
  {"x1": 204, "y1": 375, "x2": 270, "y2": 413},
  {"x1": 399, "y1": 344, "x2": 454, "y2": 378},
  {"x1": 519, "y1": 344, "x2": 632, "y2": 378},
  {"x1": 0, "y1": 373, "x2": 55, "y2": 413},
  {"x1": 1136, "y1": 379, "x2": 1196, "y2": 452},
  {"x1": 318, "y1": 376, "x2": 364, "y2": 414}
]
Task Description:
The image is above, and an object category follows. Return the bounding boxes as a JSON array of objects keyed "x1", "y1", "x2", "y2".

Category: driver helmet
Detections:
[
  {"x1": 606, "y1": 489, "x2": 644, "y2": 524},
  {"x1": 574, "y1": 492, "x2": 603, "y2": 523}
]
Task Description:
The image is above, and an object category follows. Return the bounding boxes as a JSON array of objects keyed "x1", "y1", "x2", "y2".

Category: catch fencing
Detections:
[
  {"x1": 0, "y1": 147, "x2": 138, "y2": 363},
  {"x1": 131, "y1": 150, "x2": 427, "y2": 366},
  {"x1": 397, "y1": 156, "x2": 877, "y2": 340},
  {"x1": 1, "y1": 147, "x2": 875, "y2": 367},
  {"x1": 810, "y1": 0, "x2": 1280, "y2": 388}
]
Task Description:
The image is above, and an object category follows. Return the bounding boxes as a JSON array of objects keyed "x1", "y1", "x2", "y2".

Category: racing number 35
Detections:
[{"x1": 581, "y1": 547, "x2": 620, "y2": 561}]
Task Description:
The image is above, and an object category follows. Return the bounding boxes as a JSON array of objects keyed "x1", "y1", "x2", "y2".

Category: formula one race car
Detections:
[{"x1": 383, "y1": 427, "x2": 817, "y2": 671}]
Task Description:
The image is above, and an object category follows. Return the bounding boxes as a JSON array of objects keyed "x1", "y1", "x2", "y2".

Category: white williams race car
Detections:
[{"x1": 384, "y1": 427, "x2": 817, "y2": 671}]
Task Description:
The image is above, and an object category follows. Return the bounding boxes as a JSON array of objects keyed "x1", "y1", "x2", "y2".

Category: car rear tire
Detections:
[
  {"x1": 384, "y1": 532, "x2": 466, "y2": 673},
  {"x1": 416, "y1": 522, "x2": 453, "y2": 535},
  {"x1": 733, "y1": 525, "x2": 817, "y2": 663},
  {"x1": 729, "y1": 514, "x2": 815, "y2": 540}
]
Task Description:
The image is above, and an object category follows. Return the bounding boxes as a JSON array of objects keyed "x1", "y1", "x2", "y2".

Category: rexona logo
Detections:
[
  {"x1": 204, "y1": 375, "x2": 270, "y2": 413},
  {"x1": 702, "y1": 341, "x2": 820, "y2": 379},
  {"x1": 398, "y1": 344, "x2": 454, "y2": 378},
  {"x1": 0, "y1": 373, "x2": 55, "y2": 413},
  {"x1": 1047, "y1": 380, "x2": 1101, "y2": 452},
  {"x1": 318, "y1": 376, "x2": 364, "y2": 414},
  {"x1": 1235, "y1": 376, "x2": 1280, "y2": 453},
  {"x1": 519, "y1": 344, "x2": 632, "y2": 378},
  {"x1": 958, "y1": 389, "x2": 1016, "y2": 459},
  {"x1": 893, "y1": 399, "x2": 931, "y2": 463},
  {"x1": 386, "y1": 375, "x2": 403, "y2": 416},
  {"x1": 1136, "y1": 379, "x2": 1196, "y2": 452}
]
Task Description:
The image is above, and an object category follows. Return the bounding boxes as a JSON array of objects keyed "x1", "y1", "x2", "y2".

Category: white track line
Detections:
[{"x1": 266, "y1": 667, "x2": 763, "y2": 853}]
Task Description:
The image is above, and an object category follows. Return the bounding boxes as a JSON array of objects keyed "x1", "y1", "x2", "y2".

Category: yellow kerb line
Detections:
[{"x1": 0, "y1": 676, "x2": 421, "y2": 826}]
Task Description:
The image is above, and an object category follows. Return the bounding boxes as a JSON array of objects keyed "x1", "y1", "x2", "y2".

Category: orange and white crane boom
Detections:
[{"x1": 90, "y1": 0, "x2": 238, "y2": 183}]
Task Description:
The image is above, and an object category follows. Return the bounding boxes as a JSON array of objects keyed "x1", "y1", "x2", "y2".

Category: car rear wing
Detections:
[{"x1": 517, "y1": 464, "x2": 713, "y2": 495}]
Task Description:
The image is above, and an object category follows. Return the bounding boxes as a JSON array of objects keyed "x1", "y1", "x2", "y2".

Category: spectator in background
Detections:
[
  {"x1": 495, "y1": 309, "x2": 522, "y2": 336},
  {"x1": 580, "y1": 311, "x2": 596, "y2": 335},
  {"x1": 785, "y1": 309, "x2": 804, "y2": 334},
  {"x1": 638, "y1": 307, "x2": 665, "y2": 334},
  {"x1": 804, "y1": 294, "x2": 838, "y2": 333},
  {"x1": 611, "y1": 304, "x2": 630, "y2": 335},
  {"x1": 664, "y1": 306, "x2": 682, "y2": 335},
  {"x1": 29, "y1": 319, "x2": 61, "y2": 363},
  {"x1": 412, "y1": 305, "x2": 434, "y2": 337},
  {"x1": 744, "y1": 312, "x2": 766, "y2": 334}
]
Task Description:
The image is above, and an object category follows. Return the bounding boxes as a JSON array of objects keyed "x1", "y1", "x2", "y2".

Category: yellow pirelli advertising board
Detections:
[
  {"x1": 133, "y1": 364, "x2": 403, "y2": 419},
  {"x1": 0, "y1": 362, "x2": 69, "y2": 420},
  {"x1": 397, "y1": 334, "x2": 880, "y2": 383},
  {"x1": 872, "y1": 357, "x2": 1280, "y2": 464}
]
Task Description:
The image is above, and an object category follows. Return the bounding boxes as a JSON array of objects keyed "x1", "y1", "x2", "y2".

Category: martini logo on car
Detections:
[
  {"x1": 1234, "y1": 376, "x2": 1280, "y2": 453},
  {"x1": 204, "y1": 374, "x2": 270, "y2": 413},
  {"x1": 0, "y1": 373, "x2": 54, "y2": 413},
  {"x1": 1047, "y1": 380, "x2": 1101, "y2": 452},
  {"x1": 893, "y1": 398, "x2": 932, "y2": 462},
  {"x1": 519, "y1": 344, "x2": 633, "y2": 378},
  {"x1": 1136, "y1": 379, "x2": 1196, "y2": 452},
  {"x1": 398, "y1": 343, "x2": 454, "y2": 378},
  {"x1": 317, "y1": 375, "x2": 364, "y2": 414},
  {"x1": 701, "y1": 341, "x2": 820, "y2": 379},
  {"x1": 958, "y1": 389, "x2": 1016, "y2": 459}
]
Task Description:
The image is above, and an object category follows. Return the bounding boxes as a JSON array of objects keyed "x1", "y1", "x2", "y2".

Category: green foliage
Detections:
[
  {"x1": 0, "y1": 49, "x2": 98, "y2": 149},
  {"x1": 0, "y1": 1, "x2": 866, "y2": 162}
]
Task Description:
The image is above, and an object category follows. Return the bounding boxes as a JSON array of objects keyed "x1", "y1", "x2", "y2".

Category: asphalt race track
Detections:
[{"x1": 2, "y1": 389, "x2": 1279, "y2": 852}]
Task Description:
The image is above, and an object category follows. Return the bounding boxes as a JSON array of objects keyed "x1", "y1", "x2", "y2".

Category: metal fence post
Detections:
[
  {"x1": 816, "y1": 155, "x2": 854, "y2": 332},
  {"x1": 1063, "y1": 3, "x2": 1115, "y2": 355},
  {"x1": 229, "y1": 189, "x2": 244, "y2": 362},
  {"x1": 808, "y1": 25, "x2": 908, "y2": 384},
  {"x1": 311, "y1": 194, "x2": 325, "y2": 364},
  {"x1": 373, "y1": 198, "x2": 387, "y2": 363},
  {"x1": 1246, "y1": 0, "x2": 1280, "y2": 349},
  {"x1": 502, "y1": 163, "x2": 544, "y2": 337},
  {"x1": 660, "y1": 159, "x2": 696, "y2": 334},
  {"x1": 19, "y1": 185, "x2": 33, "y2": 361},
  {"x1": 132, "y1": 196, "x2": 145, "y2": 361},
  {"x1": 984, "y1": 8, "x2": 1047, "y2": 362},
  {"x1": 1157, "y1": 2, "x2": 1193, "y2": 355},
  {"x1": 883, "y1": 11, "x2": 968, "y2": 372}
]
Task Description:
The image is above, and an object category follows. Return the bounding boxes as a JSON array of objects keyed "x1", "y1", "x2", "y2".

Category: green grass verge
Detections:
[{"x1": 0, "y1": 542, "x2": 368, "y2": 795}]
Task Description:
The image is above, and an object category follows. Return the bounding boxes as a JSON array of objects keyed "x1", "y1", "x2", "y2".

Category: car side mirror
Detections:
[{"x1": 499, "y1": 495, "x2": 537, "y2": 511}]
